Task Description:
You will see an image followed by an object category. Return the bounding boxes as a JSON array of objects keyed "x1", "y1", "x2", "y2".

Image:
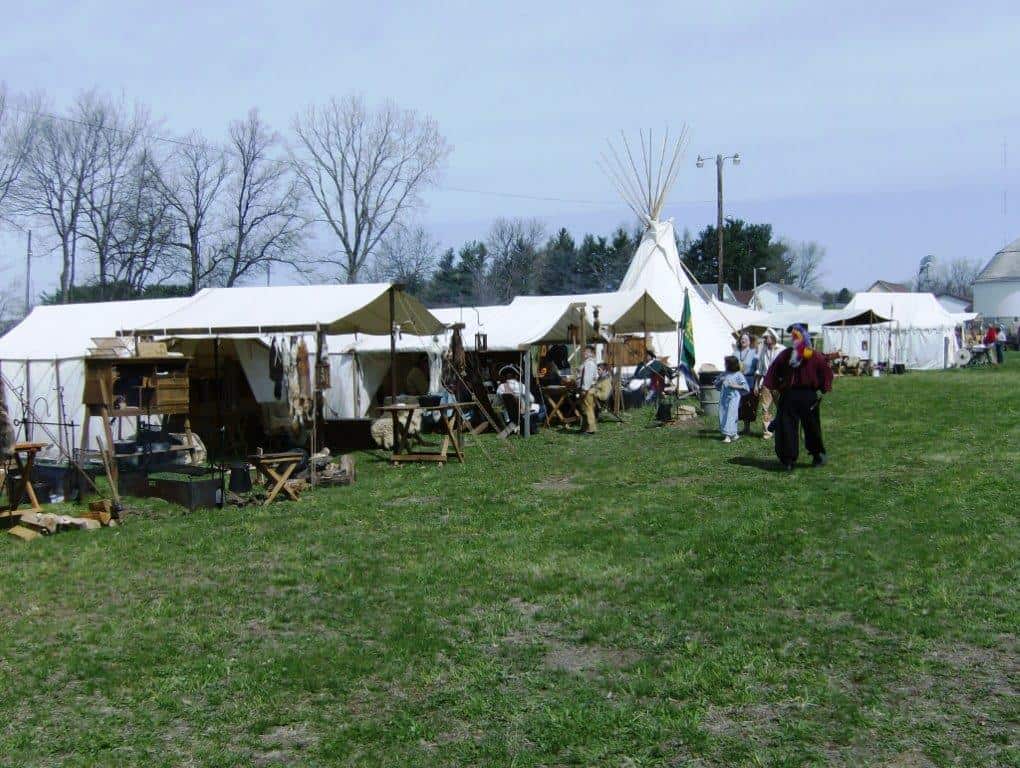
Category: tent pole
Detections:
[
  {"x1": 522, "y1": 349, "x2": 531, "y2": 438},
  {"x1": 214, "y1": 337, "x2": 222, "y2": 462},
  {"x1": 389, "y1": 287, "x2": 398, "y2": 451},
  {"x1": 311, "y1": 324, "x2": 322, "y2": 487}
]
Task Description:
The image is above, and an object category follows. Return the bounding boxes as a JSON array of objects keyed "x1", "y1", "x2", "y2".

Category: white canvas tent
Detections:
[
  {"x1": 822, "y1": 292, "x2": 971, "y2": 370},
  {"x1": 0, "y1": 296, "x2": 194, "y2": 458}
]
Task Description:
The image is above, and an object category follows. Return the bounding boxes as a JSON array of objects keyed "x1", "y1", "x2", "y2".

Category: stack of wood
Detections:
[{"x1": 7, "y1": 500, "x2": 119, "y2": 542}]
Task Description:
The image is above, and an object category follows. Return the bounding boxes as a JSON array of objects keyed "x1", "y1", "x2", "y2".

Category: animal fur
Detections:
[{"x1": 370, "y1": 410, "x2": 422, "y2": 449}]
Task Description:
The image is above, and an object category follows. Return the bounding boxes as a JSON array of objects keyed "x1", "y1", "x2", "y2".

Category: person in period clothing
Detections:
[
  {"x1": 716, "y1": 355, "x2": 749, "y2": 443},
  {"x1": 755, "y1": 329, "x2": 785, "y2": 439},
  {"x1": 735, "y1": 333, "x2": 759, "y2": 435},
  {"x1": 763, "y1": 323, "x2": 833, "y2": 470},
  {"x1": 538, "y1": 356, "x2": 562, "y2": 386},
  {"x1": 633, "y1": 349, "x2": 668, "y2": 403},
  {"x1": 577, "y1": 345, "x2": 599, "y2": 434},
  {"x1": 995, "y1": 324, "x2": 1007, "y2": 364},
  {"x1": 983, "y1": 325, "x2": 1000, "y2": 365}
]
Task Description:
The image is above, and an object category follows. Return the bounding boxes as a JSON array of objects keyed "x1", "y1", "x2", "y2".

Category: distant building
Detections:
[
  {"x1": 731, "y1": 289, "x2": 755, "y2": 307},
  {"x1": 752, "y1": 282, "x2": 824, "y2": 313},
  {"x1": 934, "y1": 294, "x2": 972, "y2": 313},
  {"x1": 972, "y1": 237, "x2": 1020, "y2": 321},
  {"x1": 867, "y1": 280, "x2": 911, "y2": 293}
]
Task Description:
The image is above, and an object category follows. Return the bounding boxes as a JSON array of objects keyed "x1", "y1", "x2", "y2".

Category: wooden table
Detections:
[
  {"x1": 377, "y1": 402, "x2": 471, "y2": 465},
  {"x1": 542, "y1": 385, "x2": 578, "y2": 427},
  {"x1": 247, "y1": 451, "x2": 305, "y2": 504}
]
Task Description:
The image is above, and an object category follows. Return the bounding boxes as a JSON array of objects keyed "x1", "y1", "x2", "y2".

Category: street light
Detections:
[
  {"x1": 753, "y1": 266, "x2": 767, "y2": 291},
  {"x1": 697, "y1": 153, "x2": 741, "y2": 300}
]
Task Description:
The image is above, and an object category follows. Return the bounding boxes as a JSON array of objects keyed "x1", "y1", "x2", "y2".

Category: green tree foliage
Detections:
[
  {"x1": 41, "y1": 281, "x2": 192, "y2": 305},
  {"x1": 684, "y1": 218, "x2": 793, "y2": 288},
  {"x1": 537, "y1": 229, "x2": 580, "y2": 295}
]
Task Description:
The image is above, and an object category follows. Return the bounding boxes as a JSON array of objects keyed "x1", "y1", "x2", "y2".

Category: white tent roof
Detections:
[
  {"x1": 509, "y1": 289, "x2": 676, "y2": 335},
  {"x1": 618, "y1": 219, "x2": 737, "y2": 368},
  {"x1": 0, "y1": 296, "x2": 194, "y2": 361},
  {"x1": 841, "y1": 292, "x2": 963, "y2": 329},
  {"x1": 432, "y1": 300, "x2": 594, "y2": 351},
  {"x1": 123, "y1": 284, "x2": 444, "y2": 337},
  {"x1": 712, "y1": 299, "x2": 771, "y2": 333}
]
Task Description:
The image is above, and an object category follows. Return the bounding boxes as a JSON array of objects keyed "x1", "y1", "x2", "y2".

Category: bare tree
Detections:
[
  {"x1": 290, "y1": 95, "x2": 451, "y2": 282},
  {"x1": 918, "y1": 257, "x2": 982, "y2": 299},
  {"x1": 486, "y1": 217, "x2": 546, "y2": 302},
  {"x1": 215, "y1": 109, "x2": 305, "y2": 286},
  {"x1": 0, "y1": 84, "x2": 39, "y2": 221},
  {"x1": 18, "y1": 92, "x2": 109, "y2": 300},
  {"x1": 77, "y1": 95, "x2": 150, "y2": 296},
  {"x1": 107, "y1": 150, "x2": 178, "y2": 293},
  {"x1": 365, "y1": 224, "x2": 439, "y2": 296},
  {"x1": 789, "y1": 240, "x2": 826, "y2": 292},
  {"x1": 153, "y1": 133, "x2": 229, "y2": 293}
]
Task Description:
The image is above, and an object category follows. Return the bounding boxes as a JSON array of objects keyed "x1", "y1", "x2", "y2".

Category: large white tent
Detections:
[
  {"x1": 0, "y1": 296, "x2": 194, "y2": 457},
  {"x1": 822, "y1": 292, "x2": 971, "y2": 370}
]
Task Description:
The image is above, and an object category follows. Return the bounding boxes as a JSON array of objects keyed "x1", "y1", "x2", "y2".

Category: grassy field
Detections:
[{"x1": 1, "y1": 358, "x2": 1017, "y2": 767}]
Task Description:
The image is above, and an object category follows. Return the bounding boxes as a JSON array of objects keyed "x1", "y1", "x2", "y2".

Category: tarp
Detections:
[
  {"x1": 123, "y1": 284, "x2": 444, "y2": 336},
  {"x1": 509, "y1": 290, "x2": 676, "y2": 336},
  {"x1": 618, "y1": 220, "x2": 737, "y2": 369}
]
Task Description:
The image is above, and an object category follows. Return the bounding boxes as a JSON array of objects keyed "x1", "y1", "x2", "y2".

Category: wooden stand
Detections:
[
  {"x1": 81, "y1": 355, "x2": 196, "y2": 486},
  {"x1": 377, "y1": 403, "x2": 471, "y2": 465},
  {"x1": 2, "y1": 442, "x2": 48, "y2": 516},
  {"x1": 248, "y1": 452, "x2": 305, "y2": 504}
]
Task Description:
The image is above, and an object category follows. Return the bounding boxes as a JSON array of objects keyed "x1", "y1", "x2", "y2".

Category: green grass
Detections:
[{"x1": 2, "y1": 358, "x2": 1017, "y2": 767}]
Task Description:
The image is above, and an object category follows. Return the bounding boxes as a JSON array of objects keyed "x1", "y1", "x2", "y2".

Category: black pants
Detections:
[{"x1": 774, "y1": 389, "x2": 825, "y2": 465}]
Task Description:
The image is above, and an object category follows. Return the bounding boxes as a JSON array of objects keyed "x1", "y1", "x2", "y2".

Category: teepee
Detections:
[{"x1": 600, "y1": 129, "x2": 737, "y2": 370}]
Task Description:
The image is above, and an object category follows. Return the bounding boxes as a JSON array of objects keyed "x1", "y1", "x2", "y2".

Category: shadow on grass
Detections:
[{"x1": 728, "y1": 455, "x2": 789, "y2": 472}]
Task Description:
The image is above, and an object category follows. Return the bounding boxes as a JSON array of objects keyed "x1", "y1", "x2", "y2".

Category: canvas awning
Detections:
[{"x1": 120, "y1": 284, "x2": 444, "y2": 337}]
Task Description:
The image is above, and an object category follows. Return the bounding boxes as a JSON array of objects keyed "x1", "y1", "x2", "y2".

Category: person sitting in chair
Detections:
[
  {"x1": 496, "y1": 365, "x2": 534, "y2": 433},
  {"x1": 593, "y1": 362, "x2": 614, "y2": 405},
  {"x1": 632, "y1": 349, "x2": 668, "y2": 402}
]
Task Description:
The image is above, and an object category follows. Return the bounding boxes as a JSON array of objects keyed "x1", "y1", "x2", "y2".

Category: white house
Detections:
[
  {"x1": 752, "y1": 282, "x2": 824, "y2": 313},
  {"x1": 972, "y1": 237, "x2": 1020, "y2": 322}
]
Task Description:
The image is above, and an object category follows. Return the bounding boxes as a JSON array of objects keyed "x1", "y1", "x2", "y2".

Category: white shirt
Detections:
[
  {"x1": 496, "y1": 378, "x2": 532, "y2": 404},
  {"x1": 579, "y1": 357, "x2": 598, "y2": 391}
]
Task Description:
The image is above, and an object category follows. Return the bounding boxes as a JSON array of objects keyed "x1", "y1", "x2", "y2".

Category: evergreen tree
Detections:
[
  {"x1": 537, "y1": 228, "x2": 579, "y2": 294},
  {"x1": 684, "y1": 218, "x2": 793, "y2": 288}
]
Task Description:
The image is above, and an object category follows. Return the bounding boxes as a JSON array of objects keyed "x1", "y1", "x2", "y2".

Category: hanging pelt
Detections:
[{"x1": 0, "y1": 403, "x2": 15, "y2": 456}]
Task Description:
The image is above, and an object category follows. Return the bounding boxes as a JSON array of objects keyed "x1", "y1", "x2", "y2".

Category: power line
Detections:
[{"x1": 11, "y1": 103, "x2": 720, "y2": 210}]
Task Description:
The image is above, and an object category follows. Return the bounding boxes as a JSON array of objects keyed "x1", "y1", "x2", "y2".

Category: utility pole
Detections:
[
  {"x1": 715, "y1": 154, "x2": 724, "y2": 300},
  {"x1": 25, "y1": 230, "x2": 32, "y2": 312},
  {"x1": 697, "y1": 152, "x2": 740, "y2": 300}
]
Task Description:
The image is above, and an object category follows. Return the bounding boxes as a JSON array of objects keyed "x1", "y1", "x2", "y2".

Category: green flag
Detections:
[{"x1": 679, "y1": 289, "x2": 695, "y2": 369}]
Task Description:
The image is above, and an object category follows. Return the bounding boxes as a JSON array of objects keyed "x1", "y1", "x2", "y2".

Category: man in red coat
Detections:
[{"x1": 763, "y1": 324, "x2": 833, "y2": 470}]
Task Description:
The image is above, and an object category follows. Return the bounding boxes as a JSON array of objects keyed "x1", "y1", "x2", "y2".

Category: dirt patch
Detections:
[
  {"x1": 700, "y1": 701, "x2": 801, "y2": 739},
  {"x1": 542, "y1": 639, "x2": 641, "y2": 674},
  {"x1": 384, "y1": 495, "x2": 441, "y2": 507},
  {"x1": 659, "y1": 476, "x2": 694, "y2": 487},
  {"x1": 531, "y1": 475, "x2": 581, "y2": 491},
  {"x1": 497, "y1": 599, "x2": 641, "y2": 677},
  {"x1": 253, "y1": 723, "x2": 317, "y2": 766}
]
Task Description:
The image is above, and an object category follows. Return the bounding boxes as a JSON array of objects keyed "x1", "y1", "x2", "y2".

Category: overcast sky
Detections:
[{"x1": 3, "y1": 0, "x2": 1019, "y2": 293}]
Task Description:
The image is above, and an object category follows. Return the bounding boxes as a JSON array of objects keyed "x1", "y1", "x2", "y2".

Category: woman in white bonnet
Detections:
[{"x1": 755, "y1": 329, "x2": 785, "y2": 438}]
